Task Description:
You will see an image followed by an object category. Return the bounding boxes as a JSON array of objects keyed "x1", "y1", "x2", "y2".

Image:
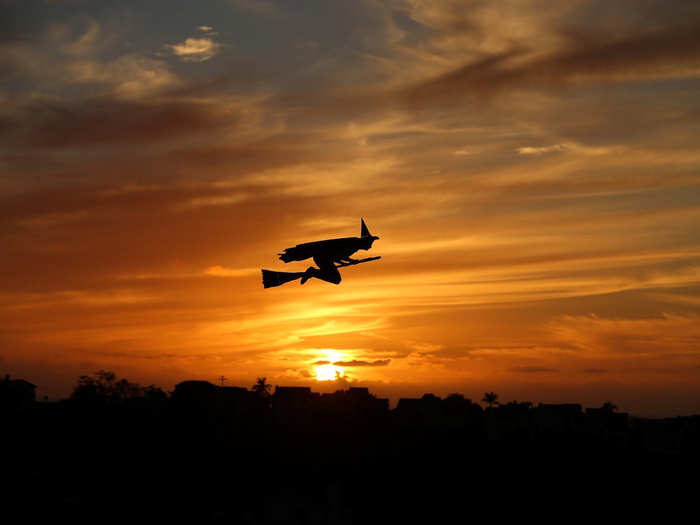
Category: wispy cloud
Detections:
[
  {"x1": 0, "y1": 20, "x2": 178, "y2": 98},
  {"x1": 230, "y1": 0, "x2": 281, "y2": 18},
  {"x1": 332, "y1": 359, "x2": 391, "y2": 367},
  {"x1": 163, "y1": 37, "x2": 223, "y2": 62},
  {"x1": 204, "y1": 266, "x2": 258, "y2": 277},
  {"x1": 517, "y1": 144, "x2": 564, "y2": 156},
  {"x1": 549, "y1": 314, "x2": 700, "y2": 358},
  {"x1": 510, "y1": 366, "x2": 558, "y2": 373}
]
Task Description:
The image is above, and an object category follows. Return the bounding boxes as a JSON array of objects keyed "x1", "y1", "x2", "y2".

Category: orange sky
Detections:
[{"x1": 2, "y1": 1, "x2": 700, "y2": 415}]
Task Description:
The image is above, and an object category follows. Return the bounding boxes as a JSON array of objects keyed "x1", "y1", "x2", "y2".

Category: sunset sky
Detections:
[{"x1": 2, "y1": 0, "x2": 700, "y2": 416}]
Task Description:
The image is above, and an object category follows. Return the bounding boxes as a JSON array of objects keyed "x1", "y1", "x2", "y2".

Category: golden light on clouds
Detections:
[
  {"x1": 312, "y1": 349, "x2": 347, "y2": 381},
  {"x1": 163, "y1": 37, "x2": 223, "y2": 62},
  {"x1": 315, "y1": 364, "x2": 345, "y2": 382},
  {"x1": 2, "y1": 1, "x2": 700, "y2": 415}
]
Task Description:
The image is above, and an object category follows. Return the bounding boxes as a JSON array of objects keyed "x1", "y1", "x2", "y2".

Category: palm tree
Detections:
[
  {"x1": 252, "y1": 377, "x2": 272, "y2": 398},
  {"x1": 482, "y1": 391, "x2": 499, "y2": 408}
]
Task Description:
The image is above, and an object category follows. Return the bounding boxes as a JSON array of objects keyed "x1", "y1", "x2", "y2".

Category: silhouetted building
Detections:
[
  {"x1": 483, "y1": 401, "x2": 533, "y2": 440},
  {"x1": 630, "y1": 416, "x2": 700, "y2": 454},
  {"x1": 219, "y1": 386, "x2": 265, "y2": 417},
  {"x1": 274, "y1": 386, "x2": 313, "y2": 398},
  {"x1": 442, "y1": 394, "x2": 483, "y2": 429},
  {"x1": 317, "y1": 387, "x2": 389, "y2": 422},
  {"x1": 395, "y1": 398, "x2": 422, "y2": 417},
  {"x1": 395, "y1": 395, "x2": 445, "y2": 427},
  {"x1": 349, "y1": 387, "x2": 369, "y2": 396},
  {"x1": 220, "y1": 385, "x2": 248, "y2": 400},
  {"x1": 585, "y1": 407, "x2": 629, "y2": 437},
  {"x1": 273, "y1": 386, "x2": 315, "y2": 424},
  {"x1": 0, "y1": 376, "x2": 36, "y2": 409},
  {"x1": 533, "y1": 403, "x2": 583, "y2": 433}
]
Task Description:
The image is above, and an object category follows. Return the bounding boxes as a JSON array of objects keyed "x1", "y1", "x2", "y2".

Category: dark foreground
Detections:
[{"x1": 3, "y1": 379, "x2": 699, "y2": 523}]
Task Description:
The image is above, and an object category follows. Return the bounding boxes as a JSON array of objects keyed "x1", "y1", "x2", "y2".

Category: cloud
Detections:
[
  {"x1": 405, "y1": 22, "x2": 700, "y2": 105},
  {"x1": 230, "y1": 0, "x2": 282, "y2": 18},
  {"x1": 334, "y1": 359, "x2": 391, "y2": 367},
  {"x1": 183, "y1": 193, "x2": 249, "y2": 210},
  {"x1": 517, "y1": 144, "x2": 564, "y2": 156},
  {"x1": 70, "y1": 54, "x2": 179, "y2": 97},
  {"x1": 197, "y1": 25, "x2": 218, "y2": 36},
  {"x1": 313, "y1": 359, "x2": 390, "y2": 367},
  {"x1": 0, "y1": 20, "x2": 178, "y2": 98},
  {"x1": 163, "y1": 37, "x2": 223, "y2": 62},
  {"x1": 510, "y1": 366, "x2": 558, "y2": 373},
  {"x1": 549, "y1": 314, "x2": 700, "y2": 358},
  {"x1": 204, "y1": 266, "x2": 258, "y2": 277},
  {"x1": 8, "y1": 97, "x2": 237, "y2": 148}
]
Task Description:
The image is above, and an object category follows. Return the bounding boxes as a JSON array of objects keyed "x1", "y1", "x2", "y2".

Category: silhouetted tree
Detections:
[
  {"x1": 71, "y1": 370, "x2": 143, "y2": 404},
  {"x1": 71, "y1": 372, "x2": 106, "y2": 403},
  {"x1": 143, "y1": 384, "x2": 168, "y2": 403},
  {"x1": 252, "y1": 377, "x2": 272, "y2": 398},
  {"x1": 482, "y1": 392, "x2": 499, "y2": 408},
  {"x1": 601, "y1": 401, "x2": 618, "y2": 413},
  {"x1": 113, "y1": 378, "x2": 142, "y2": 399}
]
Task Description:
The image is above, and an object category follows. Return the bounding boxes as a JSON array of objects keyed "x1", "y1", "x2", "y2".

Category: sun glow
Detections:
[
  {"x1": 315, "y1": 363, "x2": 344, "y2": 381},
  {"x1": 313, "y1": 349, "x2": 346, "y2": 381}
]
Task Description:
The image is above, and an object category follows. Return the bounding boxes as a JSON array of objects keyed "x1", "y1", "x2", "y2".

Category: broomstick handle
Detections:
[{"x1": 334, "y1": 256, "x2": 381, "y2": 268}]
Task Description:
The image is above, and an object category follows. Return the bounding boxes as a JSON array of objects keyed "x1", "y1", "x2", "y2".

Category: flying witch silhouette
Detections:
[{"x1": 262, "y1": 219, "x2": 381, "y2": 288}]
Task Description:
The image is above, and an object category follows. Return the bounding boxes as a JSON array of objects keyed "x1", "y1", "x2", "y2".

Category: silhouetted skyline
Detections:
[{"x1": 5, "y1": 370, "x2": 697, "y2": 521}]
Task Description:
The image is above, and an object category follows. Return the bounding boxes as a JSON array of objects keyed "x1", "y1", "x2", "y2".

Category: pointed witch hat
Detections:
[{"x1": 361, "y1": 218, "x2": 379, "y2": 240}]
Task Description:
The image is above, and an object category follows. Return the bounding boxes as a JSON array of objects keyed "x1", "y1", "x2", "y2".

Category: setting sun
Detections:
[{"x1": 315, "y1": 364, "x2": 344, "y2": 381}]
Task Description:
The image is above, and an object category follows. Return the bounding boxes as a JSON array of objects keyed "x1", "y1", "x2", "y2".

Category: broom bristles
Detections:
[{"x1": 262, "y1": 269, "x2": 305, "y2": 288}]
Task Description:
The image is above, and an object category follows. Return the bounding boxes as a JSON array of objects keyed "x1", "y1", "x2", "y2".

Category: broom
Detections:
[
  {"x1": 261, "y1": 269, "x2": 307, "y2": 288},
  {"x1": 262, "y1": 256, "x2": 381, "y2": 288}
]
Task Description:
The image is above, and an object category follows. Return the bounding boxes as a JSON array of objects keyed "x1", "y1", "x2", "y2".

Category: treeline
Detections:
[{"x1": 2, "y1": 371, "x2": 698, "y2": 523}]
